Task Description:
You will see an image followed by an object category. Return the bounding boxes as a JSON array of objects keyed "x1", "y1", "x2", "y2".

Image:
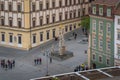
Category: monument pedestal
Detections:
[{"x1": 59, "y1": 46, "x2": 66, "y2": 56}]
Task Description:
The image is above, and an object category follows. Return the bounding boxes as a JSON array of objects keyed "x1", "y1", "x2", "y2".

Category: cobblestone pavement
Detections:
[{"x1": 0, "y1": 28, "x2": 88, "y2": 80}]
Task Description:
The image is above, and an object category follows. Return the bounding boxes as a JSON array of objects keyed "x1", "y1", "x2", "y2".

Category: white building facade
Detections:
[{"x1": 114, "y1": 14, "x2": 120, "y2": 66}]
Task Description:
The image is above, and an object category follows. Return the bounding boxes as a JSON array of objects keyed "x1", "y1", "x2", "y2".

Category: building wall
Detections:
[
  {"x1": 0, "y1": 0, "x2": 90, "y2": 50},
  {"x1": 89, "y1": 16, "x2": 114, "y2": 68},
  {"x1": 114, "y1": 15, "x2": 120, "y2": 66}
]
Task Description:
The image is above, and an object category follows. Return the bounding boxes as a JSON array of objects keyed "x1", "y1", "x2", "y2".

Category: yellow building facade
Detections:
[{"x1": 0, "y1": 0, "x2": 90, "y2": 50}]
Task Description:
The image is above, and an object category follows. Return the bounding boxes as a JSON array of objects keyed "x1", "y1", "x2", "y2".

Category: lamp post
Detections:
[{"x1": 45, "y1": 50, "x2": 50, "y2": 76}]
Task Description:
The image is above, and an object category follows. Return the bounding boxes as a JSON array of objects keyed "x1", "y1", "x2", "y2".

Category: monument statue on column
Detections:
[
  {"x1": 50, "y1": 24, "x2": 73, "y2": 61},
  {"x1": 59, "y1": 25, "x2": 66, "y2": 55}
]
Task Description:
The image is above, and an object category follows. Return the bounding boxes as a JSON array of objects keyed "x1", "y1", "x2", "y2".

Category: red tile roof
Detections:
[{"x1": 92, "y1": 0, "x2": 120, "y2": 6}]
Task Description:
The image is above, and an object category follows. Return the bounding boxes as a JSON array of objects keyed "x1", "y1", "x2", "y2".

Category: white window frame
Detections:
[
  {"x1": 107, "y1": 41, "x2": 111, "y2": 50},
  {"x1": 99, "y1": 21, "x2": 103, "y2": 33},
  {"x1": 92, "y1": 53, "x2": 96, "y2": 61},
  {"x1": 99, "y1": 7, "x2": 103, "y2": 16},
  {"x1": 107, "y1": 8, "x2": 111, "y2": 17},
  {"x1": 92, "y1": 6, "x2": 96, "y2": 14},
  {"x1": 99, "y1": 55, "x2": 102, "y2": 63},
  {"x1": 93, "y1": 37, "x2": 96, "y2": 47},
  {"x1": 99, "y1": 39, "x2": 103, "y2": 49},
  {"x1": 117, "y1": 31, "x2": 120, "y2": 40},
  {"x1": 92, "y1": 20, "x2": 96, "y2": 31},
  {"x1": 106, "y1": 58, "x2": 110, "y2": 65},
  {"x1": 118, "y1": 19, "x2": 120, "y2": 25},
  {"x1": 117, "y1": 46, "x2": 120, "y2": 59},
  {"x1": 107, "y1": 23, "x2": 111, "y2": 35}
]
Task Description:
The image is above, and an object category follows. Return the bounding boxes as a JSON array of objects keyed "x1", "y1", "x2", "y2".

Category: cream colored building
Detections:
[{"x1": 0, "y1": 0, "x2": 91, "y2": 50}]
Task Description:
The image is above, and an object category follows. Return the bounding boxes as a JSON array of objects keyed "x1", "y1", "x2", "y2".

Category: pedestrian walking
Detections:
[
  {"x1": 39, "y1": 58, "x2": 42, "y2": 64},
  {"x1": 50, "y1": 57, "x2": 52, "y2": 63},
  {"x1": 34, "y1": 59, "x2": 36, "y2": 65},
  {"x1": 74, "y1": 33, "x2": 77, "y2": 39},
  {"x1": 12, "y1": 60, "x2": 15, "y2": 67}
]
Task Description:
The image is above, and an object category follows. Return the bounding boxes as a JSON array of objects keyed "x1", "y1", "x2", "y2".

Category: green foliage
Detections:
[
  {"x1": 52, "y1": 77, "x2": 60, "y2": 80},
  {"x1": 80, "y1": 16, "x2": 90, "y2": 30}
]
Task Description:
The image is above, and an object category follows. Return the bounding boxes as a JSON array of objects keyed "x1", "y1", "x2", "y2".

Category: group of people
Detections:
[
  {"x1": 0, "y1": 59, "x2": 15, "y2": 70},
  {"x1": 34, "y1": 58, "x2": 42, "y2": 65},
  {"x1": 74, "y1": 64, "x2": 89, "y2": 72}
]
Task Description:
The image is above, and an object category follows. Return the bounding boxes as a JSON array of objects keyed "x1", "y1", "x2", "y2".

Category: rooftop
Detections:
[
  {"x1": 92, "y1": 0, "x2": 120, "y2": 6},
  {"x1": 31, "y1": 66, "x2": 120, "y2": 80}
]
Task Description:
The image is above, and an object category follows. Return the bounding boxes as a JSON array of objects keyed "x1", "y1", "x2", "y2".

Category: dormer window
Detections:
[
  {"x1": 107, "y1": 8, "x2": 111, "y2": 17},
  {"x1": 92, "y1": 6, "x2": 96, "y2": 14},
  {"x1": 99, "y1": 7, "x2": 103, "y2": 16}
]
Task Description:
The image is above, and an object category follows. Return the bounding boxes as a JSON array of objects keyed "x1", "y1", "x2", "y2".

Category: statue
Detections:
[{"x1": 59, "y1": 25, "x2": 66, "y2": 55}]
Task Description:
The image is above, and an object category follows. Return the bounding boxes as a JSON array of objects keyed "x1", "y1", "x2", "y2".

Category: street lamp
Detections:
[{"x1": 44, "y1": 49, "x2": 50, "y2": 76}]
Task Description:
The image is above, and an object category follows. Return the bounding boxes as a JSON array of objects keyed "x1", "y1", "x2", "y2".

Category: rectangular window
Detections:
[
  {"x1": 46, "y1": 2, "x2": 49, "y2": 9},
  {"x1": 106, "y1": 59, "x2": 110, "y2": 65},
  {"x1": 65, "y1": 0, "x2": 67, "y2": 6},
  {"x1": 9, "y1": 4, "x2": 12, "y2": 11},
  {"x1": 39, "y1": 3, "x2": 43, "y2": 10},
  {"x1": 107, "y1": 41, "x2": 111, "y2": 50},
  {"x1": 32, "y1": 4, "x2": 35, "y2": 12},
  {"x1": 69, "y1": 0, "x2": 72, "y2": 5},
  {"x1": 78, "y1": 10, "x2": 80, "y2": 17},
  {"x1": 107, "y1": 23, "x2": 111, "y2": 35},
  {"x1": 117, "y1": 46, "x2": 120, "y2": 58},
  {"x1": 99, "y1": 56, "x2": 102, "y2": 63},
  {"x1": 1, "y1": 18, "x2": 4, "y2": 26},
  {"x1": 9, "y1": 34, "x2": 13, "y2": 43},
  {"x1": 74, "y1": 24, "x2": 76, "y2": 29},
  {"x1": 53, "y1": 29, "x2": 55, "y2": 38},
  {"x1": 99, "y1": 7, "x2": 103, "y2": 16},
  {"x1": 40, "y1": 18, "x2": 43, "y2": 26},
  {"x1": 70, "y1": 12, "x2": 72, "y2": 19},
  {"x1": 46, "y1": 17, "x2": 49, "y2": 24},
  {"x1": 118, "y1": 19, "x2": 120, "y2": 25},
  {"x1": 33, "y1": 34, "x2": 36, "y2": 44},
  {"x1": 40, "y1": 32, "x2": 43, "y2": 42},
  {"x1": 52, "y1": 1, "x2": 55, "y2": 8},
  {"x1": 65, "y1": 26, "x2": 68, "y2": 32},
  {"x1": 99, "y1": 39, "x2": 103, "y2": 49},
  {"x1": 74, "y1": 11, "x2": 76, "y2": 18},
  {"x1": 107, "y1": 9, "x2": 111, "y2": 17},
  {"x1": 92, "y1": 54, "x2": 96, "y2": 61},
  {"x1": 46, "y1": 31, "x2": 49, "y2": 40},
  {"x1": 93, "y1": 38, "x2": 96, "y2": 47},
  {"x1": 18, "y1": 35, "x2": 22, "y2": 44},
  {"x1": 65, "y1": 12, "x2": 68, "y2": 20},
  {"x1": 59, "y1": 14, "x2": 62, "y2": 21},
  {"x1": 1, "y1": 33, "x2": 5, "y2": 42},
  {"x1": 69, "y1": 25, "x2": 72, "y2": 31},
  {"x1": 59, "y1": 0, "x2": 62, "y2": 7},
  {"x1": 74, "y1": 0, "x2": 76, "y2": 5},
  {"x1": 93, "y1": 20, "x2": 96, "y2": 31},
  {"x1": 17, "y1": 4, "x2": 21, "y2": 12},
  {"x1": 18, "y1": 21, "x2": 22, "y2": 28},
  {"x1": 92, "y1": 6, "x2": 96, "y2": 14},
  {"x1": 1, "y1": 3, "x2": 4, "y2": 11},
  {"x1": 33, "y1": 20, "x2": 36, "y2": 27},
  {"x1": 52, "y1": 16, "x2": 55, "y2": 23},
  {"x1": 99, "y1": 21, "x2": 103, "y2": 32},
  {"x1": 9, "y1": 20, "x2": 13, "y2": 27},
  {"x1": 117, "y1": 32, "x2": 120, "y2": 40}
]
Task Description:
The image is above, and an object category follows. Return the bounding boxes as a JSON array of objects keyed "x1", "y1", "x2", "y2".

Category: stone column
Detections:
[{"x1": 59, "y1": 25, "x2": 66, "y2": 55}]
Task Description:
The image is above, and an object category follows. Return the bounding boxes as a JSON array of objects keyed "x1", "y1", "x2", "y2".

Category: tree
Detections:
[
  {"x1": 80, "y1": 16, "x2": 90, "y2": 35},
  {"x1": 52, "y1": 77, "x2": 60, "y2": 80}
]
